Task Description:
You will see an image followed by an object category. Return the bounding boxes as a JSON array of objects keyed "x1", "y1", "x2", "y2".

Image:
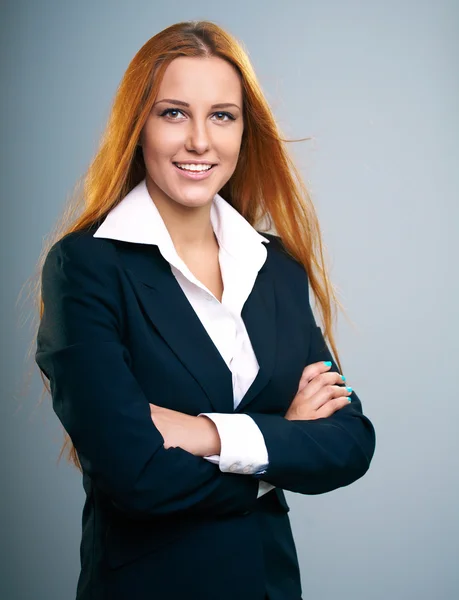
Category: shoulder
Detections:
[
  {"x1": 258, "y1": 231, "x2": 298, "y2": 264},
  {"x1": 42, "y1": 225, "x2": 122, "y2": 287},
  {"x1": 45, "y1": 225, "x2": 118, "y2": 270},
  {"x1": 258, "y1": 231, "x2": 309, "y2": 282}
]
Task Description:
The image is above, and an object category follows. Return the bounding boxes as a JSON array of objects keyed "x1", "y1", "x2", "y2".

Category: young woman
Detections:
[{"x1": 35, "y1": 20, "x2": 375, "y2": 600}]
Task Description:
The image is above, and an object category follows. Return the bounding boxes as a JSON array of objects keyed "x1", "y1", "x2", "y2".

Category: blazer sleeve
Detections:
[
  {"x1": 245, "y1": 258, "x2": 376, "y2": 495},
  {"x1": 35, "y1": 234, "x2": 259, "y2": 520}
]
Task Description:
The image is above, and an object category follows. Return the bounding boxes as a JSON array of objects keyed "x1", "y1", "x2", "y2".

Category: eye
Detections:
[
  {"x1": 213, "y1": 111, "x2": 236, "y2": 122},
  {"x1": 159, "y1": 108, "x2": 185, "y2": 120},
  {"x1": 159, "y1": 108, "x2": 236, "y2": 122}
]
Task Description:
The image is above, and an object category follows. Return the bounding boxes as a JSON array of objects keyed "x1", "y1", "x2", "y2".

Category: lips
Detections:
[
  {"x1": 173, "y1": 163, "x2": 215, "y2": 171},
  {"x1": 172, "y1": 162, "x2": 216, "y2": 180}
]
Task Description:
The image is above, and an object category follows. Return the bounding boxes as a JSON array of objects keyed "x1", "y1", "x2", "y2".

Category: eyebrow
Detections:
[{"x1": 154, "y1": 98, "x2": 241, "y2": 110}]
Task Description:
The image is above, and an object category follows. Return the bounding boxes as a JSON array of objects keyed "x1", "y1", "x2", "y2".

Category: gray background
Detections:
[{"x1": 2, "y1": 1, "x2": 458, "y2": 599}]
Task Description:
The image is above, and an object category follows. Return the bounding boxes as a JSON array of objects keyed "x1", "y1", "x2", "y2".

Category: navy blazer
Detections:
[{"x1": 35, "y1": 225, "x2": 375, "y2": 600}]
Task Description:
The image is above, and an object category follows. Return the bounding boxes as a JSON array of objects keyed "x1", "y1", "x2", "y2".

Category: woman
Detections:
[{"x1": 35, "y1": 20, "x2": 375, "y2": 600}]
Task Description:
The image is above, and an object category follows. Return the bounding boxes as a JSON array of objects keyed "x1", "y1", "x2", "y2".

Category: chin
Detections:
[
  {"x1": 169, "y1": 190, "x2": 217, "y2": 208},
  {"x1": 146, "y1": 173, "x2": 219, "y2": 209}
]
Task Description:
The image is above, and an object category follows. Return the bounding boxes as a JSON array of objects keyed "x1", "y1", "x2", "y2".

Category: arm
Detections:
[
  {"x1": 198, "y1": 413, "x2": 275, "y2": 498},
  {"x1": 35, "y1": 235, "x2": 259, "y2": 520},
  {"x1": 195, "y1": 335, "x2": 374, "y2": 498},
  {"x1": 237, "y1": 236, "x2": 376, "y2": 495},
  {"x1": 246, "y1": 322, "x2": 376, "y2": 495},
  {"x1": 198, "y1": 413, "x2": 269, "y2": 474}
]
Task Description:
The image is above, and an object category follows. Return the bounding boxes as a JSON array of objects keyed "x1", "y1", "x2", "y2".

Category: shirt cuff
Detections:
[{"x1": 198, "y1": 413, "x2": 269, "y2": 474}]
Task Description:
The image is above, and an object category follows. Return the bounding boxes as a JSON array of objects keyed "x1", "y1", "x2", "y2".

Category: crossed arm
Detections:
[
  {"x1": 148, "y1": 354, "x2": 361, "y2": 497},
  {"x1": 36, "y1": 235, "x2": 375, "y2": 521}
]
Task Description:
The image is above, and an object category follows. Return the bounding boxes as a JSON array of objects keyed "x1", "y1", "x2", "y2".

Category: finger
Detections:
[
  {"x1": 297, "y1": 361, "x2": 333, "y2": 392},
  {"x1": 310, "y1": 384, "x2": 353, "y2": 410},
  {"x1": 315, "y1": 396, "x2": 351, "y2": 419},
  {"x1": 289, "y1": 380, "x2": 347, "y2": 417},
  {"x1": 298, "y1": 370, "x2": 347, "y2": 399}
]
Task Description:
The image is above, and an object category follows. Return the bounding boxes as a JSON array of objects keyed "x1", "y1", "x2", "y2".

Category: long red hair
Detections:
[{"x1": 26, "y1": 20, "x2": 346, "y2": 471}]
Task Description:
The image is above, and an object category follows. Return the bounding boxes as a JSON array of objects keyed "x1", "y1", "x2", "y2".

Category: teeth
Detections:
[{"x1": 175, "y1": 163, "x2": 213, "y2": 172}]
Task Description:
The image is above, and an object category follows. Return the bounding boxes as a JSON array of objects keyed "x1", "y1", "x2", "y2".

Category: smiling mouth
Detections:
[{"x1": 173, "y1": 163, "x2": 216, "y2": 172}]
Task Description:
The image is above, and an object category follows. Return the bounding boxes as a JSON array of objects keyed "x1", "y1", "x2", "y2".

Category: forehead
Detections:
[{"x1": 157, "y1": 56, "x2": 242, "y2": 103}]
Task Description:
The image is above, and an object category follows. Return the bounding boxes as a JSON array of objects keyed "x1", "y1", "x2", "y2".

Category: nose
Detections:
[{"x1": 184, "y1": 118, "x2": 211, "y2": 154}]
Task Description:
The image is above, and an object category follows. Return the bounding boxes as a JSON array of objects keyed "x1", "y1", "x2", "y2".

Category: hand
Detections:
[
  {"x1": 285, "y1": 361, "x2": 352, "y2": 421},
  {"x1": 149, "y1": 404, "x2": 221, "y2": 456}
]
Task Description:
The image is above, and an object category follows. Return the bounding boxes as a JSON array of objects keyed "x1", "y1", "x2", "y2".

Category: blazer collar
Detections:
[{"x1": 92, "y1": 179, "x2": 276, "y2": 414}]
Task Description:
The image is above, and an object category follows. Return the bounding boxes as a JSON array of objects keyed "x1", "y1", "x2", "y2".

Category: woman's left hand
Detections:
[{"x1": 149, "y1": 403, "x2": 221, "y2": 457}]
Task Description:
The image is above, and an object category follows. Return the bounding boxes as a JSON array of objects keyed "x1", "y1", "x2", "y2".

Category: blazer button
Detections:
[{"x1": 241, "y1": 510, "x2": 251, "y2": 516}]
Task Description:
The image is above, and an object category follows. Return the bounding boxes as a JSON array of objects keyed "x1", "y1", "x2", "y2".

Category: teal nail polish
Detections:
[
  {"x1": 324, "y1": 361, "x2": 332, "y2": 367},
  {"x1": 346, "y1": 386, "x2": 353, "y2": 393},
  {"x1": 348, "y1": 397, "x2": 352, "y2": 402},
  {"x1": 341, "y1": 375, "x2": 346, "y2": 382}
]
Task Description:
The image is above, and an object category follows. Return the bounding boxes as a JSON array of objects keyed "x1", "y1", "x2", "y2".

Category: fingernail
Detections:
[
  {"x1": 348, "y1": 397, "x2": 352, "y2": 402},
  {"x1": 346, "y1": 386, "x2": 353, "y2": 393},
  {"x1": 341, "y1": 375, "x2": 346, "y2": 382},
  {"x1": 324, "y1": 361, "x2": 332, "y2": 367}
]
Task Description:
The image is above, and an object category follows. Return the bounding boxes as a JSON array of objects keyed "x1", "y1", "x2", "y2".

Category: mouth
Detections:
[{"x1": 172, "y1": 162, "x2": 216, "y2": 180}]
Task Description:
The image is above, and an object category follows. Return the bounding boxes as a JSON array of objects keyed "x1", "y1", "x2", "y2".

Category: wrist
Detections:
[{"x1": 197, "y1": 415, "x2": 221, "y2": 455}]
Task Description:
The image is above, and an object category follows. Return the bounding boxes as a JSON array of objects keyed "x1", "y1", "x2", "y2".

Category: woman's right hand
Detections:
[{"x1": 285, "y1": 361, "x2": 352, "y2": 421}]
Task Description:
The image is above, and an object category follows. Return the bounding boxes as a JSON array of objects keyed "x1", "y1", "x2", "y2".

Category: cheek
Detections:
[
  {"x1": 219, "y1": 135, "x2": 243, "y2": 165},
  {"x1": 228, "y1": 147, "x2": 243, "y2": 170},
  {"x1": 144, "y1": 146, "x2": 171, "y2": 164},
  {"x1": 142, "y1": 124, "x2": 181, "y2": 161}
]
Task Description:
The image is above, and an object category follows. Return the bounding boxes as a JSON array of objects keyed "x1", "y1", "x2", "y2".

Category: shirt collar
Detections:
[{"x1": 93, "y1": 178, "x2": 270, "y2": 263}]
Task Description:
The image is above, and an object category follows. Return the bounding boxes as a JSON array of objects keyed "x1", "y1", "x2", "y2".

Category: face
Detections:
[{"x1": 140, "y1": 56, "x2": 244, "y2": 211}]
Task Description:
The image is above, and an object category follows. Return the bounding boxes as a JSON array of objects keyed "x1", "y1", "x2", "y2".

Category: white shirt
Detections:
[{"x1": 93, "y1": 178, "x2": 275, "y2": 499}]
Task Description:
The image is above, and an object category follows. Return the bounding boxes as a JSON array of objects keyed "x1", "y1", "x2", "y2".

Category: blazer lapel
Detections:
[
  {"x1": 235, "y1": 266, "x2": 277, "y2": 413},
  {"x1": 115, "y1": 241, "x2": 277, "y2": 414}
]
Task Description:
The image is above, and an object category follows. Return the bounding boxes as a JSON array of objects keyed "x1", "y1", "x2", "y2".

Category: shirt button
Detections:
[
  {"x1": 229, "y1": 462, "x2": 241, "y2": 472},
  {"x1": 242, "y1": 465, "x2": 253, "y2": 474}
]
